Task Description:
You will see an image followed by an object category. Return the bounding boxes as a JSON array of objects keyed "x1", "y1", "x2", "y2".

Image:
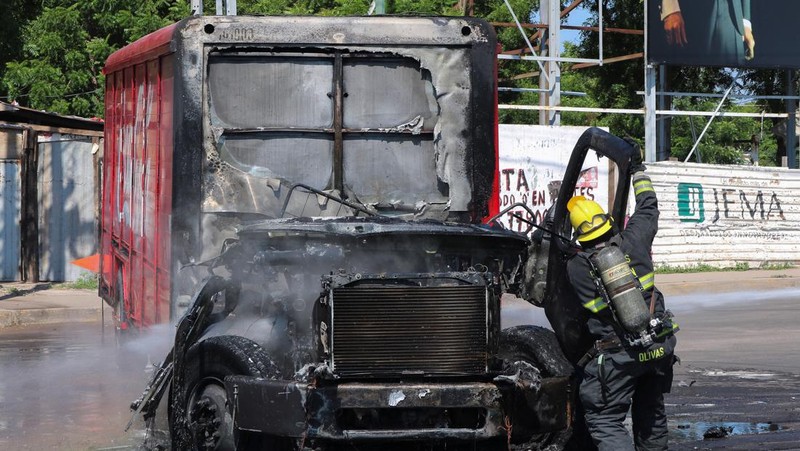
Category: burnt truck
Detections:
[{"x1": 101, "y1": 14, "x2": 639, "y2": 451}]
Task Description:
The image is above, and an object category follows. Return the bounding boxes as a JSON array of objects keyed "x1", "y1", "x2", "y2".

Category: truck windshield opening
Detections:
[{"x1": 207, "y1": 51, "x2": 447, "y2": 213}]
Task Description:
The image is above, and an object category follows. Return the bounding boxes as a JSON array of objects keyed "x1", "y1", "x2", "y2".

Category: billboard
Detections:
[
  {"x1": 497, "y1": 125, "x2": 611, "y2": 233},
  {"x1": 648, "y1": 0, "x2": 800, "y2": 69}
]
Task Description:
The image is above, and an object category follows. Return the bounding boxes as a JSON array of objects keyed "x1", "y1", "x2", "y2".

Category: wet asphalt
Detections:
[
  {"x1": 0, "y1": 288, "x2": 798, "y2": 450},
  {"x1": 664, "y1": 288, "x2": 800, "y2": 450}
]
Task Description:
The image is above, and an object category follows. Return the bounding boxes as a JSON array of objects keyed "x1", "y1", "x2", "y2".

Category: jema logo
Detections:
[
  {"x1": 677, "y1": 183, "x2": 704, "y2": 223},
  {"x1": 676, "y1": 183, "x2": 785, "y2": 224}
]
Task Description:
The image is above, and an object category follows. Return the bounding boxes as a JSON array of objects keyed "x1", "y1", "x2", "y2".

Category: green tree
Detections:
[
  {"x1": 573, "y1": 0, "x2": 648, "y2": 138},
  {"x1": 478, "y1": 0, "x2": 543, "y2": 124},
  {"x1": 739, "y1": 69, "x2": 797, "y2": 165},
  {"x1": 0, "y1": 0, "x2": 42, "y2": 101},
  {"x1": 5, "y1": 5, "x2": 103, "y2": 115},
  {"x1": 3, "y1": 0, "x2": 189, "y2": 116},
  {"x1": 1, "y1": 0, "x2": 495, "y2": 116}
]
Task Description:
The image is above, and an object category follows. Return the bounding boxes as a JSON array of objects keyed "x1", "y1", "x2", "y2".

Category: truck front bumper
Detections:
[{"x1": 225, "y1": 376, "x2": 571, "y2": 442}]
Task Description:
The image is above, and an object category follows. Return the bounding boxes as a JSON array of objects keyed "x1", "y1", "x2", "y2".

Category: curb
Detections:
[
  {"x1": 658, "y1": 269, "x2": 800, "y2": 297},
  {"x1": 660, "y1": 277, "x2": 800, "y2": 297},
  {"x1": 2, "y1": 269, "x2": 799, "y2": 329},
  {"x1": 0, "y1": 307, "x2": 102, "y2": 328}
]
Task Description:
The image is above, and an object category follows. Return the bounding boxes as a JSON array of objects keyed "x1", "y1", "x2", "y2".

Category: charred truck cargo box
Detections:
[
  {"x1": 106, "y1": 15, "x2": 576, "y2": 451},
  {"x1": 100, "y1": 15, "x2": 499, "y2": 328}
]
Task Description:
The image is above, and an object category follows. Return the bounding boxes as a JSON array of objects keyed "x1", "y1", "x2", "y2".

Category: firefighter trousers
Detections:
[{"x1": 579, "y1": 335, "x2": 677, "y2": 451}]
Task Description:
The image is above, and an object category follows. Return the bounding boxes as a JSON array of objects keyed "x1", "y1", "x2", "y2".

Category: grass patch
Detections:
[
  {"x1": 760, "y1": 262, "x2": 796, "y2": 271},
  {"x1": 54, "y1": 273, "x2": 99, "y2": 290},
  {"x1": 656, "y1": 262, "x2": 750, "y2": 274},
  {"x1": 657, "y1": 262, "x2": 796, "y2": 274}
]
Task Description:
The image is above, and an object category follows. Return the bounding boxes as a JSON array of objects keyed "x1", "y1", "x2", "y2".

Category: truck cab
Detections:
[{"x1": 110, "y1": 15, "x2": 639, "y2": 451}]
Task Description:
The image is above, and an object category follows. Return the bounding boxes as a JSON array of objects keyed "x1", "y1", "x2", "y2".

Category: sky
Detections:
[
  {"x1": 523, "y1": 3, "x2": 595, "y2": 52},
  {"x1": 560, "y1": 4, "x2": 592, "y2": 50}
]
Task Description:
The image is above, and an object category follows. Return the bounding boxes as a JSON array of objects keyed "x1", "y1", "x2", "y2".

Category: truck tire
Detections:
[
  {"x1": 498, "y1": 325, "x2": 574, "y2": 451},
  {"x1": 172, "y1": 335, "x2": 286, "y2": 451}
]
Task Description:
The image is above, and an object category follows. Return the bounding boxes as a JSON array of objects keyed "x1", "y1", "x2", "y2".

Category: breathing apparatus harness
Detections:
[{"x1": 576, "y1": 242, "x2": 676, "y2": 367}]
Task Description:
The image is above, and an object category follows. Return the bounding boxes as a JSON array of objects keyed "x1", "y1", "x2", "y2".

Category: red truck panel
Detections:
[
  {"x1": 121, "y1": 67, "x2": 135, "y2": 248},
  {"x1": 142, "y1": 59, "x2": 160, "y2": 325},
  {"x1": 130, "y1": 63, "x2": 146, "y2": 325},
  {"x1": 101, "y1": 76, "x2": 116, "y2": 291},
  {"x1": 157, "y1": 56, "x2": 174, "y2": 323},
  {"x1": 104, "y1": 24, "x2": 177, "y2": 75},
  {"x1": 101, "y1": 50, "x2": 174, "y2": 328}
]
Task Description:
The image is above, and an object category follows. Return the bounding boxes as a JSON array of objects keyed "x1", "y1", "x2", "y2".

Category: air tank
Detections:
[{"x1": 590, "y1": 245, "x2": 650, "y2": 334}]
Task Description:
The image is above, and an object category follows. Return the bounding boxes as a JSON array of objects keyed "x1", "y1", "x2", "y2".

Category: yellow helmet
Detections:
[{"x1": 567, "y1": 196, "x2": 612, "y2": 242}]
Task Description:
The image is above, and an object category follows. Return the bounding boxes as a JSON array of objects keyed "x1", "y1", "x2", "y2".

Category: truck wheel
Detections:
[
  {"x1": 174, "y1": 335, "x2": 285, "y2": 451},
  {"x1": 498, "y1": 325, "x2": 574, "y2": 451}
]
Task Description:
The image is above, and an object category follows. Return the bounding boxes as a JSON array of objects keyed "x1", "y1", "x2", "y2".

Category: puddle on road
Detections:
[
  {"x1": 702, "y1": 369, "x2": 778, "y2": 380},
  {"x1": 671, "y1": 421, "x2": 785, "y2": 441}
]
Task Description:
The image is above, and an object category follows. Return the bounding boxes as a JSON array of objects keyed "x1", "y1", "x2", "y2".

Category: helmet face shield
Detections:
[
  {"x1": 577, "y1": 213, "x2": 611, "y2": 236},
  {"x1": 567, "y1": 196, "x2": 612, "y2": 242}
]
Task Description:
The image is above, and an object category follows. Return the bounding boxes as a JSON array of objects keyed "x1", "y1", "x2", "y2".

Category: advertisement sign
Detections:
[
  {"x1": 645, "y1": 161, "x2": 798, "y2": 268},
  {"x1": 648, "y1": 0, "x2": 800, "y2": 69},
  {"x1": 497, "y1": 125, "x2": 610, "y2": 233}
]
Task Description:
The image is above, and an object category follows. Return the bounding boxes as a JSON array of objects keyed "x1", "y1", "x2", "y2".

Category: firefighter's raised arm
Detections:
[{"x1": 622, "y1": 142, "x2": 659, "y2": 246}]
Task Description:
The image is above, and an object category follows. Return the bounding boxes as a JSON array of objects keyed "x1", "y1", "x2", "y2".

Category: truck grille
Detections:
[{"x1": 330, "y1": 284, "x2": 488, "y2": 377}]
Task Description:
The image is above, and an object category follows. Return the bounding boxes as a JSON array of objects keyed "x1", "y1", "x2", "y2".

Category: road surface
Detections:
[
  {"x1": 0, "y1": 288, "x2": 798, "y2": 450},
  {"x1": 664, "y1": 288, "x2": 800, "y2": 449}
]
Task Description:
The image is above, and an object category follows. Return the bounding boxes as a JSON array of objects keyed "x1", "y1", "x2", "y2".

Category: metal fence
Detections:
[
  {"x1": 0, "y1": 128, "x2": 23, "y2": 281},
  {"x1": 37, "y1": 134, "x2": 99, "y2": 282}
]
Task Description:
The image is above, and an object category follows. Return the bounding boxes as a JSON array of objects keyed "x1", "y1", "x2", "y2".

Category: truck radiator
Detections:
[{"x1": 330, "y1": 284, "x2": 488, "y2": 377}]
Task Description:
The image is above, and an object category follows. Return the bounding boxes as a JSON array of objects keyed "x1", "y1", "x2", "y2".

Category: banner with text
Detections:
[
  {"x1": 497, "y1": 125, "x2": 610, "y2": 233},
  {"x1": 648, "y1": 161, "x2": 800, "y2": 268}
]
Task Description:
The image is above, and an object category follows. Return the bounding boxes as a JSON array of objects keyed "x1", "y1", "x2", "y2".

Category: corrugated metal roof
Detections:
[{"x1": 0, "y1": 101, "x2": 103, "y2": 132}]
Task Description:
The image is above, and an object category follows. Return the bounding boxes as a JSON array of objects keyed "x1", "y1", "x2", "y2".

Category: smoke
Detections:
[
  {"x1": 117, "y1": 323, "x2": 174, "y2": 360},
  {"x1": 501, "y1": 294, "x2": 552, "y2": 330},
  {"x1": 499, "y1": 288, "x2": 800, "y2": 330},
  {"x1": 0, "y1": 322, "x2": 174, "y2": 450}
]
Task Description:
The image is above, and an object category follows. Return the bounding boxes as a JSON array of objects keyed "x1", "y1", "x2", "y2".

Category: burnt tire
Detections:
[
  {"x1": 171, "y1": 335, "x2": 285, "y2": 451},
  {"x1": 499, "y1": 325, "x2": 573, "y2": 378},
  {"x1": 498, "y1": 325, "x2": 574, "y2": 451}
]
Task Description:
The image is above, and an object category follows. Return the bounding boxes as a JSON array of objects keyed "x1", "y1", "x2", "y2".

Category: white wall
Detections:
[
  {"x1": 645, "y1": 162, "x2": 799, "y2": 268},
  {"x1": 498, "y1": 126, "x2": 797, "y2": 268}
]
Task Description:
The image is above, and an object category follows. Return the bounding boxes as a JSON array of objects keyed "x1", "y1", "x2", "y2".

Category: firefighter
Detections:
[{"x1": 565, "y1": 149, "x2": 678, "y2": 451}]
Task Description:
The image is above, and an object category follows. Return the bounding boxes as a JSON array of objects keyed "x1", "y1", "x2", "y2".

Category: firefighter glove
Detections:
[{"x1": 624, "y1": 137, "x2": 646, "y2": 174}]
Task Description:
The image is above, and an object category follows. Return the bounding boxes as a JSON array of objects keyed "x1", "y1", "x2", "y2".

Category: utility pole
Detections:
[
  {"x1": 643, "y1": 0, "x2": 657, "y2": 163},
  {"x1": 191, "y1": 0, "x2": 202, "y2": 15},
  {"x1": 787, "y1": 69, "x2": 797, "y2": 168},
  {"x1": 657, "y1": 65, "x2": 670, "y2": 161},
  {"x1": 192, "y1": 0, "x2": 237, "y2": 15},
  {"x1": 539, "y1": 0, "x2": 561, "y2": 126},
  {"x1": 644, "y1": 64, "x2": 656, "y2": 163},
  {"x1": 216, "y1": 0, "x2": 237, "y2": 15}
]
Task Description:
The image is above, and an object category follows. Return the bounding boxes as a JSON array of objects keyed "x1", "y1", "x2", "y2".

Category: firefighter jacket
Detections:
[{"x1": 566, "y1": 172, "x2": 674, "y2": 345}]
